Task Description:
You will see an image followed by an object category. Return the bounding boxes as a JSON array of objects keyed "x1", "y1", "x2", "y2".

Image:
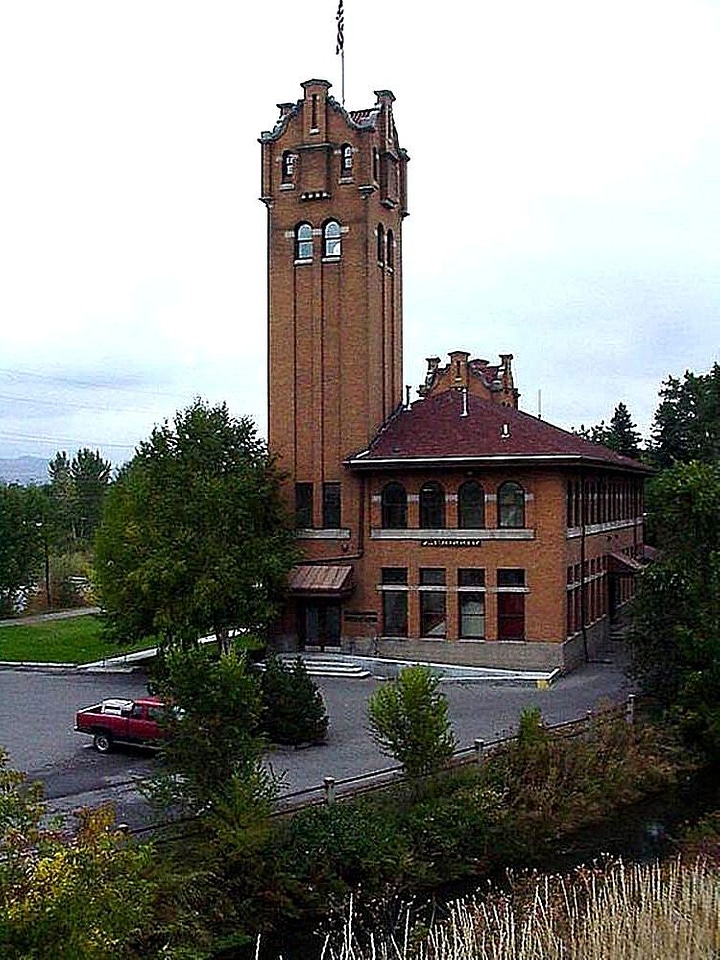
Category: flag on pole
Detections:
[{"x1": 336, "y1": 0, "x2": 344, "y2": 54}]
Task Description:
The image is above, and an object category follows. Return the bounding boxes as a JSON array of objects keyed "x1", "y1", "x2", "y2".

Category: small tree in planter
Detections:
[
  {"x1": 367, "y1": 664, "x2": 456, "y2": 780},
  {"x1": 261, "y1": 656, "x2": 329, "y2": 746}
]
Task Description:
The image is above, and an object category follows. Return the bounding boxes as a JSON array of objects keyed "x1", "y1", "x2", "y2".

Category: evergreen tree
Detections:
[{"x1": 650, "y1": 364, "x2": 720, "y2": 467}]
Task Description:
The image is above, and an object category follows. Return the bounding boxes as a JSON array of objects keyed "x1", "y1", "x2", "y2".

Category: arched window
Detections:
[
  {"x1": 386, "y1": 229, "x2": 394, "y2": 269},
  {"x1": 419, "y1": 481, "x2": 445, "y2": 529},
  {"x1": 458, "y1": 480, "x2": 485, "y2": 528},
  {"x1": 323, "y1": 220, "x2": 342, "y2": 258},
  {"x1": 295, "y1": 222, "x2": 313, "y2": 260},
  {"x1": 381, "y1": 482, "x2": 407, "y2": 529},
  {"x1": 377, "y1": 224, "x2": 385, "y2": 264},
  {"x1": 341, "y1": 143, "x2": 353, "y2": 173},
  {"x1": 497, "y1": 481, "x2": 525, "y2": 529},
  {"x1": 281, "y1": 150, "x2": 296, "y2": 182}
]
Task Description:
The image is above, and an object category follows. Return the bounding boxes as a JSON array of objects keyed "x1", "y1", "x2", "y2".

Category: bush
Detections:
[
  {"x1": 261, "y1": 656, "x2": 329, "y2": 745},
  {"x1": 367, "y1": 665, "x2": 455, "y2": 779}
]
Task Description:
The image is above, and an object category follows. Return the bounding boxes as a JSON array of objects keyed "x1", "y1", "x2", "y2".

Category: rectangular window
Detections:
[
  {"x1": 419, "y1": 568, "x2": 446, "y2": 586},
  {"x1": 322, "y1": 482, "x2": 341, "y2": 528},
  {"x1": 497, "y1": 568, "x2": 526, "y2": 640},
  {"x1": 458, "y1": 568, "x2": 485, "y2": 639},
  {"x1": 458, "y1": 568, "x2": 485, "y2": 588},
  {"x1": 295, "y1": 482, "x2": 313, "y2": 528},
  {"x1": 497, "y1": 568, "x2": 525, "y2": 588},
  {"x1": 381, "y1": 567, "x2": 408, "y2": 637},
  {"x1": 419, "y1": 568, "x2": 446, "y2": 637},
  {"x1": 459, "y1": 594, "x2": 485, "y2": 638}
]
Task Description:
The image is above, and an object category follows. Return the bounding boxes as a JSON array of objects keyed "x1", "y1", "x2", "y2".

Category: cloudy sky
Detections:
[{"x1": 1, "y1": 0, "x2": 718, "y2": 468}]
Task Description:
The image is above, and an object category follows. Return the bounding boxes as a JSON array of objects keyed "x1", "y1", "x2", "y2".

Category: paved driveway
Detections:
[{"x1": 0, "y1": 640, "x2": 633, "y2": 828}]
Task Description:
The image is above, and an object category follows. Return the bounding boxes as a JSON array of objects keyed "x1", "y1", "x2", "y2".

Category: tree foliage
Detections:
[
  {"x1": 260, "y1": 656, "x2": 329, "y2": 745},
  {"x1": 94, "y1": 399, "x2": 297, "y2": 649},
  {"x1": 48, "y1": 448, "x2": 112, "y2": 545},
  {"x1": 649, "y1": 364, "x2": 720, "y2": 467},
  {"x1": 145, "y1": 645, "x2": 274, "y2": 817},
  {"x1": 0, "y1": 483, "x2": 46, "y2": 616},
  {"x1": 630, "y1": 462, "x2": 720, "y2": 754},
  {"x1": 367, "y1": 664, "x2": 456, "y2": 779},
  {"x1": 574, "y1": 402, "x2": 642, "y2": 458},
  {"x1": 0, "y1": 750, "x2": 154, "y2": 959}
]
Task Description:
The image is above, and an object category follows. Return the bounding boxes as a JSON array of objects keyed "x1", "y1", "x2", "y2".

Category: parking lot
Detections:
[{"x1": 0, "y1": 641, "x2": 633, "y2": 828}]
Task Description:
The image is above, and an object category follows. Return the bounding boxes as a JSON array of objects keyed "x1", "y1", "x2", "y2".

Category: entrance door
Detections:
[{"x1": 297, "y1": 600, "x2": 341, "y2": 650}]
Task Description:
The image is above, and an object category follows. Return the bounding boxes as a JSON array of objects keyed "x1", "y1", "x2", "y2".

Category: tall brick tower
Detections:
[{"x1": 260, "y1": 80, "x2": 409, "y2": 534}]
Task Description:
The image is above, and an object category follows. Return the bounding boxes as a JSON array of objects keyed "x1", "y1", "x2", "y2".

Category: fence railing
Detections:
[{"x1": 126, "y1": 694, "x2": 638, "y2": 838}]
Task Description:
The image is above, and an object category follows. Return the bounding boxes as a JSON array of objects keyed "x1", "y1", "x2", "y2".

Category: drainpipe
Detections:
[{"x1": 580, "y1": 468, "x2": 589, "y2": 663}]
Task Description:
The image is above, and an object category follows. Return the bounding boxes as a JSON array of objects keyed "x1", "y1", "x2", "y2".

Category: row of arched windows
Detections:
[
  {"x1": 295, "y1": 220, "x2": 342, "y2": 261},
  {"x1": 380, "y1": 480, "x2": 527, "y2": 530}
]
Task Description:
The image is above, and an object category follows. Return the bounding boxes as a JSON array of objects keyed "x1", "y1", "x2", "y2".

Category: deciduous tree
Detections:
[
  {"x1": 630, "y1": 462, "x2": 720, "y2": 754},
  {"x1": 94, "y1": 399, "x2": 297, "y2": 650}
]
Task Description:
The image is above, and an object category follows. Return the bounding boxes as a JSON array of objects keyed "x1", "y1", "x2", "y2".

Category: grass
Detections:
[
  {"x1": 308, "y1": 857, "x2": 720, "y2": 959},
  {"x1": 0, "y1": 615, "x2": 152, "y2": 664}
]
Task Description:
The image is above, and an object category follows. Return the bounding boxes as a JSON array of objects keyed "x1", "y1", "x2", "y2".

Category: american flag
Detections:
[{"x1": 336, "y1": 0, "x2": 344, "y2": 55}]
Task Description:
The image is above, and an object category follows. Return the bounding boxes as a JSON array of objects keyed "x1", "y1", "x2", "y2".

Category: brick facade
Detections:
[{"x1": 261, "y1": 81, "x2": 650, "y2": 672}]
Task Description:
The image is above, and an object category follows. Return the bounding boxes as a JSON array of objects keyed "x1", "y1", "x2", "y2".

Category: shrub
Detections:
[
  {"x1": 261, "y1": 656, "x2": 329, "y2": 745},
  {"x1": 367, "y1": 665, "x2": 456, "y2": 779}
]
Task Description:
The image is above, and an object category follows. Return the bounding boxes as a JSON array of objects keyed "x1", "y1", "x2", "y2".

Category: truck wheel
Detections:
[{"x1": 93, "y1": 731, "x2": 113, "y2": 753}]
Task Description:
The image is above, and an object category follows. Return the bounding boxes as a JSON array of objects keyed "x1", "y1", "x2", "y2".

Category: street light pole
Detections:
[{"x1": 35, "y1": 522, "x2": 51, "y2": 611}]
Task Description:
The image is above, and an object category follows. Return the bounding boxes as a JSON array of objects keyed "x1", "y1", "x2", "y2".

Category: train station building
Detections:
[{"x1": 260, "y1": 79, "x2": 650, "y2": 671}]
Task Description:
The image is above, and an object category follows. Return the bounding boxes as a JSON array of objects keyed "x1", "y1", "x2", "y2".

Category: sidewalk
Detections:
[{"x1": 0, "y1": 607, "x2": 101, "y2": 628}]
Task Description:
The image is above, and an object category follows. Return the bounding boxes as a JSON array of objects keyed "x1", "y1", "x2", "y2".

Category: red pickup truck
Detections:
[{"x1": 75, "y1": 697, "x2": 169, "y2": 753}]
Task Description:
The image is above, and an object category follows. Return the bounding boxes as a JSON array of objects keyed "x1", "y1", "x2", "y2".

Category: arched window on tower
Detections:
[
  {"x1": 281, "y1": 150, "x2": 296, "y2": 183},
  {"x1": 341, "y1": 143, "x2": 353, "y2": 174},
  {"x1": 497, "y1": 481, "x2": 526, "y2": 529},
  {"x1": 323, "y1": 220, "x2": 342, "y2": 258},
  {"x1": 295, "y1": 222, "x2": 313, "y2": 261},
  {"x1": 386, "y1": 229, "x2": 395, "y2": 270},
  {"x1": 419, "y1": 481, "x2": 446, "y2": 529},
  {"x1": 381, "y1": 482, "x2": 407, "y2": 529},
  {"x1": 377, "y1": 224, "x2": 385, "y2": 264},
  {"x1": 458, "y1": 480, "x2": 485, "y2": 528}
]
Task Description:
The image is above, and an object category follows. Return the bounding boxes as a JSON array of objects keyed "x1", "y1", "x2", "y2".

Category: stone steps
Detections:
[{"x1": 277, "y1": 654, "x2": 371, "y2": 680}]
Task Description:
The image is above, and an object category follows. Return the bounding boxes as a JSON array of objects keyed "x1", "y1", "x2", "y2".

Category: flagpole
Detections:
[{"x1": 336, "y1": 0, "x2": 345, "y2": 105}]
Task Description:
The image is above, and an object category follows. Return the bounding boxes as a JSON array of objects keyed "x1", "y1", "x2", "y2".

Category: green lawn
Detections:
[{"x1": 0, "y1": 615, "x2": 153, "y2": 665}]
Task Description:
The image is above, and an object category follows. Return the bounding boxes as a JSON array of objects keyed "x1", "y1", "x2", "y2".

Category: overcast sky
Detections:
[{"x1": 1, "y1": 0, "x2": 718, "y2": 468}]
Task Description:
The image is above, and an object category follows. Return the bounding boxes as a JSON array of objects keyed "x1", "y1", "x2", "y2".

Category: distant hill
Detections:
[{"x1": 0, "y1": 457, "x2": 49, "y2": 485}]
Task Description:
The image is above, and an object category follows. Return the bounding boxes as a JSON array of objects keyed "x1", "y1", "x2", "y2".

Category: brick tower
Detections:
[
  {"x1": 260, "y1": 79, "x2": 409, "y2": 644},
  {"x1": 261, "y1": 79, "x2": 408, "y2": 472}
]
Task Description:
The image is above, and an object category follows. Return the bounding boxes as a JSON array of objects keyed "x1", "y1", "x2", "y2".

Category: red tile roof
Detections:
[{"x1": 347, "y1": 390, "x2": 650, "y2": 473}]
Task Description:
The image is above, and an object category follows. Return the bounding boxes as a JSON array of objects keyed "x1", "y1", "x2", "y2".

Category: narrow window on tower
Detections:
[
  {"x1": 295, "y1": 222, "x2": 313, "y2": 261},
  {"x1": 322, "y1": 482, "x2": 341, "y2": 528},
  {"x1": 372, "y1": 146, "x2": 380, "y2": 183},
  {"x1": 323, "y1": 220, "x2": 342, "y2": 259},
  {"x1": 377, "y1": 224, "x2": 385, "y2": 264},
  {"x1": 341, "y1": 143, "x2": 353, "y2": 175},
  {"x1": 281, "y1": 150, "x2": 295, "y2": 183},
  {"x1": 386, "y1": 229, "x2": 395, "y2": 270},
  {"x1": 295, "y1": 482, "x2": 313, "y2": 528}
]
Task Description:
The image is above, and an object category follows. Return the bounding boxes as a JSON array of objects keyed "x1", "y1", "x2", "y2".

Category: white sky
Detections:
[{"x1": 1, "y1": 0, "x2": 718, "y2": 466}]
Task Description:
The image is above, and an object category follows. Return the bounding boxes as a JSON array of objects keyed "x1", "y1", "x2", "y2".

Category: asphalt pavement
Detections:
[{"x1": 0, "y1": 636, "x2": 633, "y2": 829}]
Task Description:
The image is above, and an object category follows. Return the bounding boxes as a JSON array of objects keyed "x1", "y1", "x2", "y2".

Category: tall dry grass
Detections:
[{"x1": 297, "y1": 858, "x2": 719, "y2": 960}]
